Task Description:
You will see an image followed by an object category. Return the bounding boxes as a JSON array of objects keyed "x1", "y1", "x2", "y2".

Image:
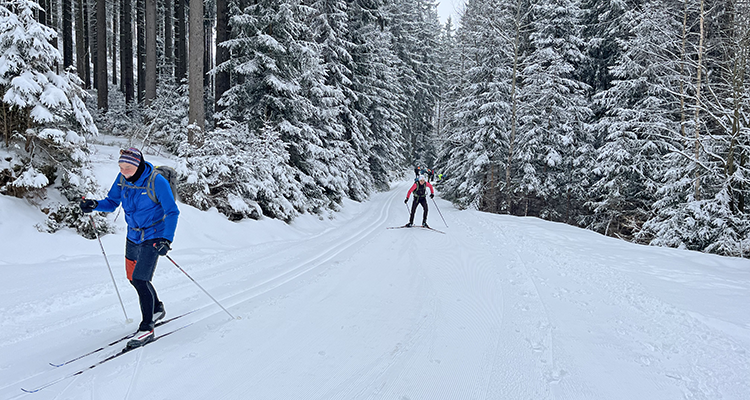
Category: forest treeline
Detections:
[{"x1": 1, "y1": 0, "x2": 749, "y2": 256}]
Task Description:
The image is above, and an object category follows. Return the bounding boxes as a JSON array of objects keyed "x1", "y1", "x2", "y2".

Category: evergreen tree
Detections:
[
  {"x1": 348, "y1": 0, "x2": 406, "y2": 190},
  {"x1": 638, "y1": 0, "x2": 750, "y2": 255},
  {"x1": 308, "y1": 0, "x2": 371, "y2": 202},
  {"x1": 588, "y1": 1, "x2": 681, "y2": 238},
  {"x1": 0, "y1": 0, "x2": 103, "y2": 235},
  {"x1": 216, "y1": 0, "x2": 348, "y2": 215},
  {"x1": 514, "y1": 0, "x2": 592, "y2": 220},
  {"x1": 177, "y1": 120, "x2": 306, "y2": 221},
  {"x1": 385, "y1": 0, "x2": 441, "y2": 165},
  {"x1": 437, "y1": 0, "x2": 516, "y2": 212}
]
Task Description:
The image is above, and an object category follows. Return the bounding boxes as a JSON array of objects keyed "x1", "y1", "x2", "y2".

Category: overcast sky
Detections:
[{"x1": 436, "y1": 0, "x2": 463, "y2": 24}]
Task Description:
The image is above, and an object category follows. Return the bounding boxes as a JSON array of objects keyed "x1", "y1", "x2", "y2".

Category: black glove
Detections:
[
  {"x1": 154, "y1": 239, "x2": 171, "y2": 256},
  {"x1": 404, "y1": 198, "x2": 409, "y2": 204},
  {"x1": 80, "y1": 199, "x2": 98, "y2": 213},
  {"x1": 430, "y1": 194, "x2": 434, "y2": 199}
]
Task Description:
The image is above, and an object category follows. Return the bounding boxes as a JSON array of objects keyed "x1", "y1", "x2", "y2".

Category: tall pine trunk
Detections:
[
  {"x1": 84, "y1": 0, "x2": 92, "y2": 89},
  {"x1": 164, "y1": 0, "x2": 173, "y2": 77},
  {"x1": 145, "y1": 0, "x2": 156, "y2": 104},
  {"x1": 63, "y1": 0, "x2": 73, "y2": 68},
  {"x1": 112, "y1": 0, "x2": 117, "y2": 85},
  {"x1": 75, "y1": 0, "x2": 86, "y2": 86},
  {"x1": 175, "y1": 0, "x2": 186, "y2": 82},
  {"x1": 137, "y1": 0, "x2": 145, "y2": 103},
  {"x1": 215, "y1": 0, "x2": 229, "y2": 113},
  {"x1": 90, "y1": 0, "x2": 98, "y2": 90},
  {"x1": 96, "y1": 0, "x2": 107, "y2": 110},
  {"x1": 204, "y1": 12, "x2": 213, "y2": 90},
  {"x1": 188, "y1": 0, "x2": 204, "y2": 142},
  {"x1": 121, "y1": 0, "x2": 134, "y2": 106}
]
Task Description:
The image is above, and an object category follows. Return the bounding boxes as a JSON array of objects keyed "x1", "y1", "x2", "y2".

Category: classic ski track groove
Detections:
[
  {"x1": 490, "y1": 217, "x2": 559, "y2": 392},
  {"x1": 497, "y1": 218, "x2": 750, "y2": 398},
  {"x1": 124, "y1": 343, "x2": 144, "y2": 400},
  {"x1": 312, "y1": 265, "x2": 440, "y2": 400},
  {"x1": 451, "y1": 212, "x2": 554, "y2": 398},
  {"x1": 202, "y1": 184, "x2": 403, "y2": 317},
  {"x1": 7, "y1": 187, "x2": 403, "y2": 396}
]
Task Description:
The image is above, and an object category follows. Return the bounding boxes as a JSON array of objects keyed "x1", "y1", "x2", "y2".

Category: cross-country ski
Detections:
[
  {"x1": 48, "y1": 310, "x2": 195, "y2": 367},
  {"x1": 387, "y1": 224, "x2": 446, "y2": 234},
  {"x1": 21, "y1": 323, "x2": 194, "y2": 394}
]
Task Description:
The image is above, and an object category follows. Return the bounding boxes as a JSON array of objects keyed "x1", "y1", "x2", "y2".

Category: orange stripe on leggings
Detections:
[{"x1": 126, "y1": 258, "x2": 137, "y2": 280}]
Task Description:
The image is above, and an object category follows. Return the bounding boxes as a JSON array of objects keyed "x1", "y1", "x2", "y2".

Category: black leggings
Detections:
[
  {"x1": 409, "y1": 197, "x2": 428, "y2": 224},
  {"x1": 130, "y1": 279, "x2": 161, "y2": 331}
]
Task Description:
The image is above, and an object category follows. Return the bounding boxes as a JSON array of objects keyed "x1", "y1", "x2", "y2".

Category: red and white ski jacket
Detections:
[{"x1": 407, "y1": 181, "x2": 434, "y2": 199}]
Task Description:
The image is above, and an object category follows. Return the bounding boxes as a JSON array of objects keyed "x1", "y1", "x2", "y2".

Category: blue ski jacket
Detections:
[{"x1": 96, "y1": 162, "x2": 180, "y2": 243}]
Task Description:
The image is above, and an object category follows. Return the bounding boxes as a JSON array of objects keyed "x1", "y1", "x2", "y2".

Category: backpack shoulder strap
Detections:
[{"x1": 146, "y1": 170, "x2": 159, "y2": 203}]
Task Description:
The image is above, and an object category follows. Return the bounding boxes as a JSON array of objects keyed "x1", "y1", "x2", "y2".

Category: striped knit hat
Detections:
[{"x1": 118, "y1": 147, "x2": 143, "y2": 167}]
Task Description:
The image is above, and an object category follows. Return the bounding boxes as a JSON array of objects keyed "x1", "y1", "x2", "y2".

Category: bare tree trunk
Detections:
[
  {"x1": 164, "y1": 0, "x2": 173, "y2": 77},
  {"x1": 188, "y1": 0, "x2": 205, "y2": 142},
  {"x1": 75, "y1": 0, "x2": 87, "y2": 86},
  {"x1": 693, "y1": 0, "x2": 706, "y2": 200},
  {"x1": 137, "y1": 0, "x2": 145, "y2": 103},
  {"x1": 96, "y1": 0, "x2": 107, "y2": 110},
  {"x1": 121, "y1": 0, "x2": 134, "y2": 106},
  {"x1": 204, "y1": 12, "x2": 213, "y2": 90},
  {"x1": 215, "y1": 0, "x2": 229, "y2": 113},
  {"x1": 112, "y1": 0, "x2": 117, "y2": 85},
  {"x1": 175, "y1": 0, "x2": 187, "y2": 82},
  {"x1": 63, "y1": 0, "x2": 73, "y2": 68},
  {"x1": 87, "y1": 0, "x2": 95, "y2": 90},
  {"x1": 145, "y1": 0, "x2": 156, "y2": 105}
]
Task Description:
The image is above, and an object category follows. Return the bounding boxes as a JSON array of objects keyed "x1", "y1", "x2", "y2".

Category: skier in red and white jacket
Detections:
[{"x1": 404, "y1": 175, "x2": 435, "y2": 228}]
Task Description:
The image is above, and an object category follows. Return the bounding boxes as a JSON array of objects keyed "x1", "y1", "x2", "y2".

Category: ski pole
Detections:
[
  {"x1": 431, "y1": 198, "x2": 448, "y2": 227},
  {"x1": 165, "y1": 255, "x2": 237, "y2": 320},
  {"x1": 88, "y1": 214, "x2": 132, "y2": 324}
]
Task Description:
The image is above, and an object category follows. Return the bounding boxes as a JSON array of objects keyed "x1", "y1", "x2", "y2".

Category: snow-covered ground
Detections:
[{"x1": 1, "y1": 145, "x2": 749, "y2": 400}]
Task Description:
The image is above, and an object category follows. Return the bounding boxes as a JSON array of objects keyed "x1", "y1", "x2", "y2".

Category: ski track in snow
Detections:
[
  {"x1": 474, "y1": 215, "x2": 750, "y2": 400},
  {"x1": 2, "y1": 180, "x2": 749, "y2": 399}
]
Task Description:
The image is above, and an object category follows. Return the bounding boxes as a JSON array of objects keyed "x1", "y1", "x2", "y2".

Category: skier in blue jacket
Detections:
[{"x1": 80, "y1": 148, "x2": 180, "y2": 348}]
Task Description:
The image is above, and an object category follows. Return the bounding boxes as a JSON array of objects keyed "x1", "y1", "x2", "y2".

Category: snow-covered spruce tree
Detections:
[
  {"x1": 437, "y1": 0, "x2": 519, "y2": 213},
  {"x1": 434, "y1": 0, "x2": 484, "y2": 208},
  {"x1": 141, "y1": 81, "x2": 190, "y2": 154},
  {"x1": 513, "y1": 0, "x2": 592, "y2": 221},
  {"x1": 306, "y1": 0, "x2": 372, "y2": 202},
  {"x1": 586, "y1": 1, "x2": 682, "y2": 239},
  {"x1": 0, "y1": 0, "x2": 107, "y2": 237},
  {"x1": 578, "y1": 0, "x2": 636, "y2": 96},
  {"x1": 176, "y1": 120, "x2": 307, "y2": 221},
  {"x1": 214, "y1": 0, "x2": 362, "y2": 217},
  {"x1": 638, "y1": 0, "x2": 750, "y2": 255},
  {"x1": 348, "y1": 0, "x2": 407, "y2": 190},
  {"x1": 385, "y1": 0, "x2": 441, "y2": 165}
]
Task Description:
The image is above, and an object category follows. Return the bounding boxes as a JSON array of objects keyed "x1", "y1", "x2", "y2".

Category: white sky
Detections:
[
  {"x1": 437, "y1": 0, "x2": 463, "y2": 24},
  {"x1": 2, "y1": 140, "x2": 749, "y2": 398}
]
